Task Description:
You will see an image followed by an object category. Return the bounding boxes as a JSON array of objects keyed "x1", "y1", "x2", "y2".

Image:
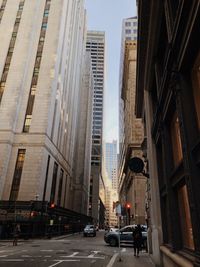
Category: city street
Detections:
[{"x1": 0, "y1": 230, "x2": 154, "y2": 267}]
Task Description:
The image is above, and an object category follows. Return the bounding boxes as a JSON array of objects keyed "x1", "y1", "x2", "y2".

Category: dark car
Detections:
[
  {"x1": 83, "y1": 225, "x2": 96, "y2": 237},
  {"x1": 104, "y1": 225, "x2": 147, "y2": 248}
]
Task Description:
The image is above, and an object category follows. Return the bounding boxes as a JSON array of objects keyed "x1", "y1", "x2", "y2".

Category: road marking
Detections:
[
  {"x1": 0, "y1": 259, "x2": 24, "y2": 262},
  {"x1": 0, "y1": 255, "x2": 8, "y2": 258},
  {"x1": 60, "y1": 251, "x2": 105, "y2": 260},
  {"x1": 65, "y1": 252, "x2": 79, "y2": 257},
  {"x1": 41, "y1": 250, "x2": 53, "y2": 252},
  {"x1": 88, "y1": 251, "x2": 101, "y2": 258},
  {"x1": 106, "y1": 253, "x2": 118, "y2": 267},
  {"x1": 122, "y1": 248, "x2": 126, "y2": 252},
  {"x1": 48, "y1": 259, "x2": 80, "y2": 267}
]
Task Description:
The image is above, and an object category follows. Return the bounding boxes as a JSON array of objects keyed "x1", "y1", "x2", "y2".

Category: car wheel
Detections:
[{"x1": 109, "y1": 238, "x2": 118, "y2": 247}]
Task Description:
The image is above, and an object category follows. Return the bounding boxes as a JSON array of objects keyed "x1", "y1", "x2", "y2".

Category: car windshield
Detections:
[{"x1": 85, "y1": 225, "x2": 94, "y2": 229}]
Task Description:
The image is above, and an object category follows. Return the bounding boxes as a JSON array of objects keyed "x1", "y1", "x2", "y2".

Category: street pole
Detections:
[{"x1": 118, "y1": 215, "x2": 122, "y2": 262}]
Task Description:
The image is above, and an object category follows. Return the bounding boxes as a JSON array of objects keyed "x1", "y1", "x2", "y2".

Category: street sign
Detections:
[
  {"x1": 116, "y1": 203, "x2": 121, "y2": 216},
  {"x1": 128, "y1": 157, "x2": 144, "y2": 173}
]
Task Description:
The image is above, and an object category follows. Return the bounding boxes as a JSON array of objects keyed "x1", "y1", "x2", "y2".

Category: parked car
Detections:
[
  {"x1": 109, "y1": 227, "x2": 119, "y2": 232},
  {"x1": 83, "y1": 225, "x2": 96, "y2": 237},
  {"x1": 104, "y1": 225, "x2": 147, "y2": 249}
]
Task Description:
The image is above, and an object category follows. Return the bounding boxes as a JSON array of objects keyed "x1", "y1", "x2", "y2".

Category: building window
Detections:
[
  {"x1": 125, "y1": 29, "x2": 131, "y2": 34},
  {"x1": 42, "y1": 155, "x2": 50, "y2": 201},
  {"x1": 57, "y1": 169, "x2": 63, "y2": 206},
  {"x1": 0, "y1": 0, "x2": 24, "y2": 104},
  {"x1": 191, "y1": 51, "x2": 200, "y2": 130},
  {"x1": 23, "y1": 0, "x2": 51, "y2": 132},
  {"x1": 9, "y1": 149, "x2": 26, "y2": 201},
  {"x1": 125, "y1": 22, "x2": 131, "y2": 26},
  {"x1": 178, "y1": 184, "x2": 194, "y2": 250},
  {"x1": 50, "y1": 162, "x2": 58, "y2": 203},
  {"x1": 23, "y1": 115, "x2": 32, "y2": 132},
  {"x1": 170, "y1": 112, "x2": 183, "y2": 167}
]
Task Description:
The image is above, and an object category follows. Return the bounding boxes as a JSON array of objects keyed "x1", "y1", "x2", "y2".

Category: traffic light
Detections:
[
  {"x1": 126, "y1": 203, "x2": 131, "y2": 225},
  {"x1": 50, "y1": 203, "x2": 55, "y2": 208},
  {"x1": 30, "y1": 211, "x2": 36, "y2": 217},
  {"x1": 126, "y1": 203, "x2": 131, "y2": 209}
]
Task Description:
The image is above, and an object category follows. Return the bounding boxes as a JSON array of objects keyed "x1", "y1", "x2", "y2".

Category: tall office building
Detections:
[
  {"x1": 105, "y1": 140, "x2": 118, "y2": 190},
  {"x1": 73, "y1": 52, "x2": 94, "y2": 215},
  {"x1": 86, "y1": 31, "x2": 105, "y2": 221},
  {"x1": 118, "y1": 16, "x2": 146, "y2": 225},
  {"x1": 0, "y1": 0, "x2": 87, "y2": 212},
  {"x1": 119, "y1": 17, "x2": 137, "y2": 174}
]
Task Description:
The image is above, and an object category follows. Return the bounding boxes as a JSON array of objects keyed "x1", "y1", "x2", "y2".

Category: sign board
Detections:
[
  {"x1": 116, "y1": 203, "x2": 121, "y2": 216},
  {"x1": 128, "y1": 157, "x2": 144, "y2": 173}
]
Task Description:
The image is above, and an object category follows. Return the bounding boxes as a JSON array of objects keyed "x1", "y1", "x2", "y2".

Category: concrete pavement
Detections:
[
  {"x1": 0, "y1": 233, "x2": 155, "y2": 267},
  {"x1": 111, "y1": 251, "x2": 155, "y2": 267}
]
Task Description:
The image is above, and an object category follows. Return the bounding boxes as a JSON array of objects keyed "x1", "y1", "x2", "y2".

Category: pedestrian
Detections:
[
  {"x1": 132, "y1": 224, "x2": 142, "y2": 257},
  {"x1": 13, "y1": 224, "x2": 21, "y2": 246}
]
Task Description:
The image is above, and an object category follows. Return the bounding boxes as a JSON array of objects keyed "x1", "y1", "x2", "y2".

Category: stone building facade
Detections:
[
  {"x1": 118, "y1": 40, "x2": 146, "y2": 226},
  {"x1": 0, "y1": 0, "x2": 88, "y2": 213},
  {"x1": 136, "y1": 1, "x2": 200, "y2": 266}
]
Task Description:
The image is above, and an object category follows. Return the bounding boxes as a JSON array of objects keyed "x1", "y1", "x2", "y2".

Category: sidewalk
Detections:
[{"x1": 111, "y1": 252, "x2": 155, "y2": 267}]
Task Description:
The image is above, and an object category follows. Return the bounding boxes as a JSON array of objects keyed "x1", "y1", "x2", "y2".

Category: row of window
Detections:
[
  {"x1": 9, "y1": 149, "x2": 68, "y2": 208},
  {"x1": 0, "y1": 0, "x2": 25, "y2": 103},
  {"x1": 23, "y1": 0, "x2": 51, "y2": 132},
  {"x1": 125, "y1": 21, "x2": 137, "y2": 27},
  {"x1": 0, "y1": 0, "x2": 7, "y2": 23},
  {"x1": 125, "y1": 29, "x2": 137, "y2": 34},
  {"x1": 153, "y1": 39, "x2": 200, "y2": 252}
]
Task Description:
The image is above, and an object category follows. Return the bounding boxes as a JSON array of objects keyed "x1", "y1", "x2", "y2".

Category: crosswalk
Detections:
[{"x1": 0, "y1": 249, "x2": 106, "y2": 261}]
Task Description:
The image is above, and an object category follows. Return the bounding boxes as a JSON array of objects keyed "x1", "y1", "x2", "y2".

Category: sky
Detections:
[{"x1": 85, "y1": 0, "x2": 137, "y2": 143}]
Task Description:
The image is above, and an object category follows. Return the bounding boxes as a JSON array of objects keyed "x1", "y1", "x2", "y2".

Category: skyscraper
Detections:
[
  {"x1": 118, "y1": 16, "x2": 146, "y2": 226},
  {"x1": 105, "y1": 140, "x2": 118, "y2": 190},
  {"x1": 86, "y1": 31, "x2": 105, "y2": 221},
  {"x1": 0, "y1": 0, "x2": 86, "y2": 212},
  {"x1": 119, "y1": 17, "x2": 138, "y2": 172}
]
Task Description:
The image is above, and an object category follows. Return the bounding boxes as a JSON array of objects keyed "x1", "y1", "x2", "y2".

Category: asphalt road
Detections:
[{"x1": 0, "y1": 230, "x2": 127, "y2": 267}]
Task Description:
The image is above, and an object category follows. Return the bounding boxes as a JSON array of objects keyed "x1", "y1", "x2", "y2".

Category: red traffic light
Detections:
[
  {"x1": 126, "y1": 203, "x2": 131, "y2": 209},
  {"x1": 50, "y1": 203, "x2": 55, "y2": 208},
  {"x1": 31, "y1": 211, "x2": 36, "y2": 217}
]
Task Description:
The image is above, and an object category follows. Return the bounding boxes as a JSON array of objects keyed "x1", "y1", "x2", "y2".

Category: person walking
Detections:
[
  {"x1": 13, "y1": 224, "x2": 21, "y2": 246},
  {"x1": 133, "y1": 224, "x2": 143, "y2": 257}
]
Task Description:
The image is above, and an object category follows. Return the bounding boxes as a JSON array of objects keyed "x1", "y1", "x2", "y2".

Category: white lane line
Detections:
[
  {"x1": 65, "y1": 252, "x2": 79, "y2": 257},
  {"x1": 88, "y1": 251, "x2": 101, "y2": 258},
  {"x1": 0, "y1": 259, "x2": 24, "y2": 262},
  {"x1": 106, "y1": 253, "x2": 119, "y2": 267},
  {"x1": 0, "y1": 255, "x2": 8, "y2": 258},
  {"x1": 60, "y1": 255, "x2": 105, "y2": 259},
  {"x1": 48, "y1": 260, "x2": 63, "y2": 267},
  {"x1": 121, "y1": 248, "x2": 126, "y2": 252},
  {"x1": 41, "y1": 250, "x2": 53, "y2": 252},
  {"x1": 48, "y1": 260, "x2": 80, "y2": 267}
]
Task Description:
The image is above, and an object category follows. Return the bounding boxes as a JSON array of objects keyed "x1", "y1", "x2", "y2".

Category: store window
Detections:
[
  {"x1": 178, "y1": 184, "x2": 194, "y2": 250},
  {"x1": 170, "y1": 112, "x2": 183, "y2": 167},
  {"x1": 191, "y1": 51, "x2": 200, "y2": 130}
]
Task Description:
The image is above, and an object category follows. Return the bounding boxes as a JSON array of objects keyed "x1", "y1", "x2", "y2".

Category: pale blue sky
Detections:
[{"x1": 85, "y1": 0, "x2": 137, "y2": 143}]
